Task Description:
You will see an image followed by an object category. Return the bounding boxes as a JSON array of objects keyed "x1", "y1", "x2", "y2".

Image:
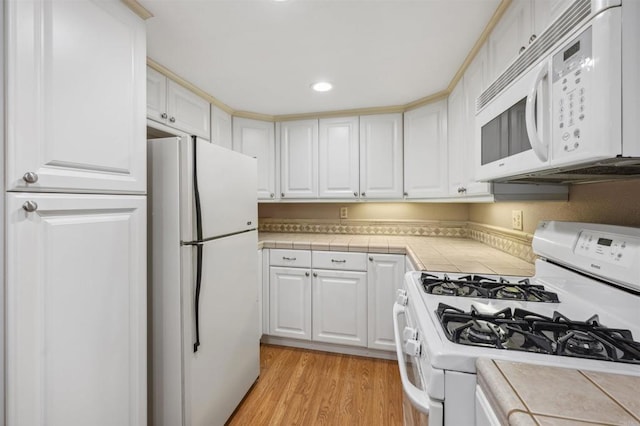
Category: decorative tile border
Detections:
[
  {"x1": 258, "y1": 218, "x2": 468, "y2": 238},
  {"x1": 258, "y1": 218, "x2": 536, "y2": 263}
]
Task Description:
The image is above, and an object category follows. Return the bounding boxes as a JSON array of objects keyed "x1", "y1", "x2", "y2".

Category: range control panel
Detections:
[{"x1": 575, "y1": 231, "x2": 635, "y2": 268}]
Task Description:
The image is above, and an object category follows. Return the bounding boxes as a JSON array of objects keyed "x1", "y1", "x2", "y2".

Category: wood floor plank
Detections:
[{"x1": 227, "y1": 344, "x2": 403, "y2": 426}]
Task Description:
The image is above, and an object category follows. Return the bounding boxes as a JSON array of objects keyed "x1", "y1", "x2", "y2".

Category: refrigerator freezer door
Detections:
[
  {"x1": 184, "y1": 230, "x2": 260, "y2": 426},
  {"x1": 185, "y1": 138, "x2": 258, "y2": 240}
]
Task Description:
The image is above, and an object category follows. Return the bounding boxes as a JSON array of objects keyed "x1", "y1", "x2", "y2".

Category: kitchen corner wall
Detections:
[
  {"x1": 258, "y1": 202, "x2": 469, "y2": 222},
  {"x1": 469, "y1": 180, "x2": 640, "y2": 234}
]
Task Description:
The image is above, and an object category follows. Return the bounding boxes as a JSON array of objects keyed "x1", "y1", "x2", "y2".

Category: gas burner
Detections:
[
  {"x1": 561, "y1": 330, "x2": 606, "y2": 357},
  {"x1": 421, "y1": 273, "x2": 560, "y2": 302},
  {"x1": 436, "y1": 303, "x2": 640, "y2": 364}
]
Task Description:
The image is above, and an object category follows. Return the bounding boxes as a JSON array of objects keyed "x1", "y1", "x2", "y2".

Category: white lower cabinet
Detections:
[
  {"x1": 312, "y1": 269, "x2": 367, "y2": 347},
  {"x1": 368, "y1": 254, "x2": 405, "y2": 350},
  {"x1": 6, "y1": 193, "x2": 147, "y2": 426},
  {"x1": 269, "y1": 266, "x2": 312, "y2": 340},
  {"x1": 265, "y1": 249, "x2": 405, "y2": 352}
]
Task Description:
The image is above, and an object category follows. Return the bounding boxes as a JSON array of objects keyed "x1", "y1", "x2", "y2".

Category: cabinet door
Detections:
[
  {"x1": 269, "y1": 267, "x2": 312, "y2": 340},
  {"x1": 359, "y1": 114, "x2": 404, "y2": 199},
  {"x1": 211, "y1": 105, "x2": 233, "y2": 150},
  {"x1": 280, "y1": 119, "x2": 318, "y2": 199},
  {"x1": 312, "y1": 269, "x2": 367, "y2": 347},
  {"x1": 232, "y1": 118, "x2": 276, "y2": 200},
  {"x1": 6, "y1": 193, "x2": 146, "y2": 426},
  {"x1": 532, "y1": 0, "x2": 573, "y2": 37},
  {"x1": 6, "y1": 0, "x2": 146, "y2": 194},
  {"x1": 462, "y1": 48, "x2": 493, "y2": 196},
  {"x1": 448, "y1": 83, "x2": 468, "y2": 196},
  {"x1": 318, "y1": 117, "x2": 360, "y2": 199},
  {"x1": 367, "y1": 254, "x2": 404, "y2": 351},
  {"x1": 147, "y1": 66, "x2": 168, "y2": 124},
  {"x1": 487, "y1": 0, "x2": 533, "y2": 82},
  {"x1": 166, "y1": 80, "x2": 211, "y2": 139},
  {"x1": 403, "y1": 101, "x2": 448, "y2": 199}
]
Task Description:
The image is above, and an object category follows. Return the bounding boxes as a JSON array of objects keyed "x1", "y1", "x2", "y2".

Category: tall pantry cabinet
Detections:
[{"x1": 4, "y1": 1, "x2": 147, "y2": 425}]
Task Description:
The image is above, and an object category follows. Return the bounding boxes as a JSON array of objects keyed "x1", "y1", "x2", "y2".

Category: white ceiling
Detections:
[{"x1": 142, "y1": 0, "x2": 501, "y2": 116}]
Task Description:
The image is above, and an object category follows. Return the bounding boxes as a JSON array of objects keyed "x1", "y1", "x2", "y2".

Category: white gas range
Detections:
[{"x1": 394, "y1": 221, "x2": 640, "y2": 425}]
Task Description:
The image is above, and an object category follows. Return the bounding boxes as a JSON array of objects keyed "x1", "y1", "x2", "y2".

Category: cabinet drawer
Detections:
[
  {"x1": 312, "y1": 251, "x2": 367, "y2": 271},
  {"x1": 269, "y1": 249, "x2": 311, "y2": 268}
]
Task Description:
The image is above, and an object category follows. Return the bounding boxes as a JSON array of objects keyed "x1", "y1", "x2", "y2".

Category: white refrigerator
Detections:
[{"x1": 148, "y1": 135, "x2": 259, "y2": 426}]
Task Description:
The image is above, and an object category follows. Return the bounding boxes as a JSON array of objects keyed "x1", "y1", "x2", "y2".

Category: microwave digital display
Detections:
[{"x1": 563, "y1": 41, "x2": 580, "y2": 61}]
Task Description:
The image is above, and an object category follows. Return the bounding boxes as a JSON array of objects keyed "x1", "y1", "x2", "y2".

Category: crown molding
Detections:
[{"x1": 121, "y1": 0, "x2": 153, "y2": 20}]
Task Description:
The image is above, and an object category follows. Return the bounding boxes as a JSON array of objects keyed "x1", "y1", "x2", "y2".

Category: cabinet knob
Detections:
[
  {"x1": 305, "y1": 272, "x2": 310, "y2": 277},
  {"x1": 22, "y1": 172, "x2": 39, "y2": 184},
  {"x1": 313, "y1": 272, "x2": 318, "y2": 277},
  {"x1": 281, "y1": 192, "x2": 285, "y2": 197},
  {"x1": 361, "y1": 192, "x2": 366, "y2": 197},
  {"x1": 161, "y1": 112, "x2": 168, "y2": 119},
  {"x1": 270, "y1": 193, "x2": 275, "y2": 198},
  {"x1": 403, "y1": 192, "x2": 408, "y2": 197},
  {"x1": 169, "y1": 116, "x2": 176, "y2": 123},
  {"x1": 353, "y1": 192, "x2": 358, "y2": 197},
  {"x1": 519, "y1": 46, "x2": 526, "y2": 54},
  {"x1": 22, "y1": 200, "x2": 38, "y2": 212},
  {"x1": 529, "y1": 34, "x2": 537, "y2": 44},
  {"x1": 369, "y1": 256, "x2": 373, "y2": 262}
]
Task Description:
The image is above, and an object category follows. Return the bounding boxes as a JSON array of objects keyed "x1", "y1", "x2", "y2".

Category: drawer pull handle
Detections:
[
  {"x1": 331, "y1": 259, "x2": 346, "y2": 263},
  {"x1": 282, "y1": 256, "x2": 296, "y2": 261}
]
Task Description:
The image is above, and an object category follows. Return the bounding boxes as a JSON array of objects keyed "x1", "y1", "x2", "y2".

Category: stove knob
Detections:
[
  {"x1": 396, "y1": 289, "x2": 408, "y2": 306},
  {"x1": 403, "y1": 326, "x2": 418, "y2": 341},
  {"x1": 405, "y1": 339, "x2": 421, "y2": 357}
]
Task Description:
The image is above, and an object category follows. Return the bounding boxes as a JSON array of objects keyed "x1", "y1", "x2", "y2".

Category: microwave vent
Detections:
[
  {"x1": 477, "y1": 0, "x2": 591, "y2": 112},
  {"x1": 491, "y1": 160, "x2": 640, "y2": 184}
]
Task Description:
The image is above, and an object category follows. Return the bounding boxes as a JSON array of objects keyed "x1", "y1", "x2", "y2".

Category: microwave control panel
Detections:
[{"x1": 552, "y1": 27, "x2": 592, "y2": 157}]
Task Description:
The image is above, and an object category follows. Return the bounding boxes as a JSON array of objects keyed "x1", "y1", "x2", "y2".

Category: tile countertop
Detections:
[
  {"x1": 258, "y1": 233, "x2": 535, "y2": 276},
  {"x1": 477, "y1": 358, "x2": 640, "y2": 425}
]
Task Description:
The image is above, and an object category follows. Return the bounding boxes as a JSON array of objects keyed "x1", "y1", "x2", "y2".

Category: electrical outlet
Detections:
[
  {"x1": 340, "y1": 207, "x2": 348, "y2": 219},
  {"x1": 512, "y1": 210, "x2": 523, "y2": 231}
]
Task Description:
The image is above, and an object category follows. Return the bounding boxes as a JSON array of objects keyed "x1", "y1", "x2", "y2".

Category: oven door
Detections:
[
  {"x1": 476, "y1": 59, "x2": 553, "y2": 182},
  {"x1": 393, "y1": 303, "x2": 444, "y2": 426}
]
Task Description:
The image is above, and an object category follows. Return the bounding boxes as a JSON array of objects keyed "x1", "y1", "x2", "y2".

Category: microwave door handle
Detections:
[
  {"x1": 526, "y1": 61, "x2": 550, "y2": 162},
  {"x1": 393, "y1": 303, "x2": 431, "y2": 415}
]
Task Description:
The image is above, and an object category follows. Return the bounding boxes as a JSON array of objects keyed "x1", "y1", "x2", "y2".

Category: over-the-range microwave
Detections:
[{"x1": 475, "y1": 0, "x2": 640, "y2": 184}]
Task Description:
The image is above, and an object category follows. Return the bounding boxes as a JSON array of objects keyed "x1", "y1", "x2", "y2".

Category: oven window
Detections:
[{"x1": 481, "y1": 97, "x2": 532, "y2": 165}]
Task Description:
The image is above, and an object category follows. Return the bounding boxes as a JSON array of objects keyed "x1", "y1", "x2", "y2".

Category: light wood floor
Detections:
[{"x1": 227, "y1": 344, "x2": 403, "y2": 426}]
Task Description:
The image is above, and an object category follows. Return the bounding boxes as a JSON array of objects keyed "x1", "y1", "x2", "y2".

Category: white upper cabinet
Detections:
[
  {"x1": 403, "y1": 101, "x2": 448, "y2": 199},
  {"x1": 488, "y1": 0, "x2": 574, "y2": 82},
  {"x1": 211, "y1": 105, "x2": 233, "y2": 150},
  {"x1": 232, "y1": 117, "x2": 276, "y2": 200},
  {"x1": 488, "y1": 0, "x2": 533, "y2": 82},
  {"x1": 146, "y1": 67, "x2": 210, "y2": 139},
  {"x1": 6, "y1": 193, "x2": 147, "y2": 426},
  {"x1": 359, "y1": 114, "x2": 404, "y2": 199},
  {"x1": 6, "y1": 0, "x2": 146, "y2": 194},
  {"x1": 318, "y1": 117, "x2": 360, "y2": 199},
  {"x1": 447, "y1": 83, "x2": 469, "y2": 197},
  {"x1": 532, "y1": 0, "x2": 574, "y2": 42},
  {"x1": 279, "y1": 119, "x2": 319, "y2": 199}
]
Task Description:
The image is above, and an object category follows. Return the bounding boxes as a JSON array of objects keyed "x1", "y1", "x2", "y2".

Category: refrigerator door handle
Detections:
[
  {"x1": 192, "y1": 135, "x2": 204, "y2": 353},
  {"x1": 193, "y1": 244, "x2": 203, "y2": 352}
]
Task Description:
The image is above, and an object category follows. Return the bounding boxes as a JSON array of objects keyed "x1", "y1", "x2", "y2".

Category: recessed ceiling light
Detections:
[{"x1": 311, "y1": 81, "x2": 333, "y2": 92}]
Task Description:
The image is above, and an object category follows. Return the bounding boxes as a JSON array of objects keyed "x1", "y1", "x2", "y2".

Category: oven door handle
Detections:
[
  {"x1": 525, "y1": 59, "x2": 550, "y2": 162},
  {"x1": 393, "y1": 303, "x2": 431, "y2": 415}
]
